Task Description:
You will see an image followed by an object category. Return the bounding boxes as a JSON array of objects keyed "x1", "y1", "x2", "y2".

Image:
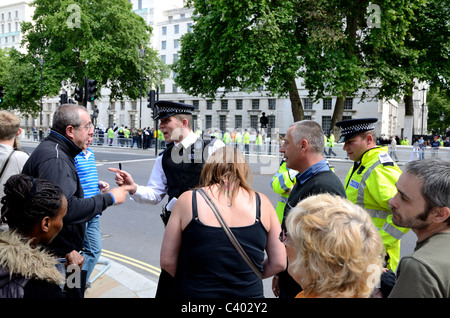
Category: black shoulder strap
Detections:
[{"x1": 0, "y1": 149, "x2": 16, "y2": 181}]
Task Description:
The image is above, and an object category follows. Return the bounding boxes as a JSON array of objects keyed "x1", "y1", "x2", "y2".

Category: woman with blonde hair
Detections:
[
  {"x1": 160, "y1": 146, "x2": 286, "y2": 297},
  {"x1": 283, "y1": 193, "x2": 385, "y2": 298}
]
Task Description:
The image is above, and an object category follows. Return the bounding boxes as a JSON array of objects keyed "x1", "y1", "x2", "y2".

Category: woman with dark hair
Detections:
[
  {"x1": 160, "y1": 146, "x2": 286, "y2": 297},
  {"x1": 0, "y1": 174, "x2": 84, "y2": 298}
]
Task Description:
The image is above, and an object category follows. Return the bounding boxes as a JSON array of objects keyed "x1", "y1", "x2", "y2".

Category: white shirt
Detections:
[{"x1": 130, "y1": 131, "x2": 225, "y2": 205}]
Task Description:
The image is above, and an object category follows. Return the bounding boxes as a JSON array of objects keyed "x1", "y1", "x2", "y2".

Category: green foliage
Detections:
[
  {"x1": 174, "y1": 0, "x2": 449, "y2": 125},
  {"x1": 427, "y1": 87, "x2": 450, "y2": 135},
  {"x1": 2, "y1": 0, "x2": 168, "y2": 113}
]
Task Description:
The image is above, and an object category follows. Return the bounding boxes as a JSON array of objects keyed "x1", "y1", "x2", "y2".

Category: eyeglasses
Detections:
[
  {"x1": 279, "y1": 229, "x2": 289, "y2": 244},
  {"x1": 74, "y1": 123, "x2": 93, "y2": 131}
]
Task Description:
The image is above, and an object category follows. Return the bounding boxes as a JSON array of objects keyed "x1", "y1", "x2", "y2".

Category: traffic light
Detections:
[
  {"x1": 86, "y1": 78, "x2": 98, "y2": 102},
  {"x1": 147, "y1": 90, "x2": 155, "y2": 108},
  {"x1": 0, "y1": 86, "x2": 4, "y2": 104},
  {"x1": 74, "y1": 86, "x2": 83, "y2": 103},
  {"x1": 59, "y1": 93, "x2": 68, "y2": 105}
]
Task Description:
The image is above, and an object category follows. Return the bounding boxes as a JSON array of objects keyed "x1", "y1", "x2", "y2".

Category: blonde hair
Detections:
[
  {"x1": 0, "y1": 110, "x2": 20, "y2": 140},
  {"x1": 286, "y1": 193, "x2": 384, "y2": 298},
  {"x1": 199, "y1": 146, "x2": 253, "y2": 203}
]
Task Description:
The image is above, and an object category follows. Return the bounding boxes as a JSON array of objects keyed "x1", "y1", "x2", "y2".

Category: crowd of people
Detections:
[{"x1": 0, "y1": 104, "x2": 449, "y2": 299}]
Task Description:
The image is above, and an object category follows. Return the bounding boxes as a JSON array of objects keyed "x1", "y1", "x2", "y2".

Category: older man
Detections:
[
  {"x1": 274, "y1": 120, "x2": 346, "y2": 298},
  {"x1": 22, "y1": 104, "x2": 132, "y2": 258},
  {"x1": 388, "y1": 158, "x2": 450, "y2": 298}
]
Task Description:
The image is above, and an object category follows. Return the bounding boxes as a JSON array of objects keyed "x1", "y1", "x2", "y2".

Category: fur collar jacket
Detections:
[{"x1": 0, "y1": 229, "x2": 64, "y2": 298}]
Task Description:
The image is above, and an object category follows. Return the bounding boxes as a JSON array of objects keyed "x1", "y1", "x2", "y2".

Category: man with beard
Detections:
[{"x1": 388, "y1": 158, "x2": 450, "y2": 298}]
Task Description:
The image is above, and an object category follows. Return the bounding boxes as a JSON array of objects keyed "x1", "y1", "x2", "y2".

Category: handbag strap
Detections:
[
  {"x1": 197, "y1": 188, "x2": 262, "y2": 280},
  {"x1": 0, "y1": 149, "x2": 16, "y2": 182}
]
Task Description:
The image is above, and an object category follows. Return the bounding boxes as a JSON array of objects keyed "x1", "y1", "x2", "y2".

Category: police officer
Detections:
[
  {"x1": 270, "y1": 159, "x2": 297, "y2": 224},
  {"x1": 111, "y1": 100, "x2": 224, "y2": 223},
  {"x1": 335, "y1": 118, "x2": 410, "y2": 275},
  {"x1": 110, "y1": 100, "x2": 224, "y2": 298}
]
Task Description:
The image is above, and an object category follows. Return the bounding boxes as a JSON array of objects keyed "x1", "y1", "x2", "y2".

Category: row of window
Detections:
[
  {"x1": 1, "y1": 21, "x2": 20, "y2": 34},
  {"x1": 0, "y1": 11, "x2": 19, "y2": 22},
  {"x1": 176, "y1": 99, "x2": 277, "y2": 111},
  {"x1": 201, "y1": 114, "x2": 276, "y2": 132},
  {"x1": 303, "y1": 97, "x2": 353, "y2": 110},
  {"x1": 160, "y1": 22, "x2": 192, "y2": 36},
  {"x1": 0, "y1": 35, "x2": 18, "y2": 45}
]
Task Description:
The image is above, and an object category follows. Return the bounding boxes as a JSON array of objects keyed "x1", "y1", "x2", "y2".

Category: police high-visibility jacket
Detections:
[
  {"x1": 344, "y1": 147, "x2": 409, "y2": 272},
  {"x1": 271, "y1": 161, "x2": 297, "y2": 224},
  {"x1": 328, "y1": 133, "x2": 335, "y2": 147}
]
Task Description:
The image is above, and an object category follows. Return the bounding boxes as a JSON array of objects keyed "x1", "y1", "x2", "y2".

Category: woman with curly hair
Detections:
[{"x1": 283, "y1": 193, "x2": 385, "y2": 298}]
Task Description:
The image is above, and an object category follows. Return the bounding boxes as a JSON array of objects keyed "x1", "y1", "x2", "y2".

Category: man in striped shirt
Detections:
[{"x1": 75, "y1": 135, "x2": 110, "y2": 283}]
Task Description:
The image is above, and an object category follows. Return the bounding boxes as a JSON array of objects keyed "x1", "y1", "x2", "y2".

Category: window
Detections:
[
  {"x1": 161, "y1": 41, "x2": 166, "y2": 50},
  {"x1": 221, "y1": 100, "x2": 228, "y2": 110},
  {"x1": 206, "y1": 100, "x2": 213, "y2": 110},
  {"x1": 252, "y1": 99, "x2": 259, "y2": 110},
  {"x1": 174, "y1": 24, "x2": 179, "y2": 34},
  {"x1": 250, "y1": 115, "x2": 258, "y2": 130},
  {"x1": 344, "y1": 98, "x2": 353, "y2": 110},
  {"x1": 172, "y1": 84, "x2": 178, "y2": 93},
  {"x1": 268, "y1": 99, "x2": 276, "y2": 110},
  {"x1": 205, "y1": 115, "x2": 212, "y2": 129},
  {"x1": 138, "y1": 0, "x2": 142, "y2": 10},
  {"x1": 180, "y1": 14, "x2": 185, "y2": 19},
  {"x1": 187, "y1": 23, "x2": 193, "y2": 32},
  {"x1": 322, "y1": 116, "x2": 332, "y2": 133},
  {"x1": 303, "y1": 98, "x2": 313, "y2": 110},
  {"x1": 323, "y1": 98, "x2": 332, "y2": 110},
  {"x1": 173, "y1": 54, "x2": 178, "y2": 63},
  {"x1": 193, "y1": 100, "x2": 199, "y2": 110},
  {"x1": 235, "y1": 115, "x2": 242, "y2": 128},
  {"x1": 160, "y1": 55, "x2": 166, "y2": 64},
  {"x1": 174, "y1": 39, "x2": 179, "y2": 49},
  {"x1": 236, "y1": 99, "x2": 243, "y2": 110},
  {"x1": 162, "y1": 26, "x2": 167, "y2": 35},
  {"x1": 219, "y1": 115, "x2": 227, "y2": 132},
  {"x1": 268, "y1": 115, "x2": 276, "y2": 128}
]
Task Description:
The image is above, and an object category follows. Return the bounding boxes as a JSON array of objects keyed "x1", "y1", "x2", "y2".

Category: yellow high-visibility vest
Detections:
[{"x1": 344, "y1": 147, "x2": 410, "y2": 272}]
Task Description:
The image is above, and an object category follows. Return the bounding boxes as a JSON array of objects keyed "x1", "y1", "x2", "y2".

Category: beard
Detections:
[{"x1": 391, "y1": 206, "x2": 431, "y2": 230}]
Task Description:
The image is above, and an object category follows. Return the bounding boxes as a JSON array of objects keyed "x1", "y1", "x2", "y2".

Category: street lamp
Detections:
[
  {"x1": 421, "y1": 86, "x2": 427, "y2": 135},
  {"x1": 139, "y1": 46, "x2": 145, "y2": 129},
  {"x1": 440, "y1": 111, "x2": 445, "y2": 135},
  {"x1": 39, "y1": 55, "x2": 43, "y2": 128}
]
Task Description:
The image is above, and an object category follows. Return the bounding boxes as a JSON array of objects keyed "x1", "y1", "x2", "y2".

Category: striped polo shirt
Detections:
[{"x1": 74, "y1": 148, "x2": 100, "y2": 199}]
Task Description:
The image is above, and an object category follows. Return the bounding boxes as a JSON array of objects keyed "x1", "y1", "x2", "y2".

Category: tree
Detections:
[
  {"x1": 427, "y1": 87, "x2": 450, "y2": 135},
  {"x1": 19, "y1": 0, "x2": 168, "y2": 110},
  {"x1": 0, "y1": 48, "x2": 43, "y2": 114},
  {"x1": 173, "y1": 0, "x2": 447, "y2": 137},
  {"x1": 173, "y1": 0, "x2": 305, "y2": 121}
]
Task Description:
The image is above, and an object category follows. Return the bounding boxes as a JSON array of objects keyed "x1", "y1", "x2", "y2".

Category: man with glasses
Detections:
[{"x1": 22, "y1": 104, "x2": 133, "y2": 294}]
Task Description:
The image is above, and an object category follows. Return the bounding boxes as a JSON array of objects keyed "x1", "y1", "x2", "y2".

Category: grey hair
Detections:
[
  {"x1": 404, "y1": 158, "x2": 450, "y2": 210},
  {"x1": 51, "y1": 104, "x2": 87, "y2": 133},
  {"x1": 289, "y1": 120, "x2": 324, "y2": 153}
]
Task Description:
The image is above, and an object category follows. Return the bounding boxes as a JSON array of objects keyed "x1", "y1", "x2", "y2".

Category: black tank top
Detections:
[{"x1": 177, "y1": 190, "x2": 267, "y2": 298}]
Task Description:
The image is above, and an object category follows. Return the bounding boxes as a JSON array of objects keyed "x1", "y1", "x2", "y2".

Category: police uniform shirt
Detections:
[{"x1": 130, "y1": 131, "x2": 225, "y2": 205}]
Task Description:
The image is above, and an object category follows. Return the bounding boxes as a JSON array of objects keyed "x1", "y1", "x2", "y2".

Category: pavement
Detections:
[{"x1": 84, "y1": 256, "x2": 158, "y2": 298}]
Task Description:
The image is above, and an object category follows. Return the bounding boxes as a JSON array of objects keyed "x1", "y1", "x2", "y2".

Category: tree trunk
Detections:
[
  {"x1": 330, "y1": 93, "x2": 347, "y2": 139},
  {"x1": 288, "y1": 77, "x2": 303, "y2": 122}
]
